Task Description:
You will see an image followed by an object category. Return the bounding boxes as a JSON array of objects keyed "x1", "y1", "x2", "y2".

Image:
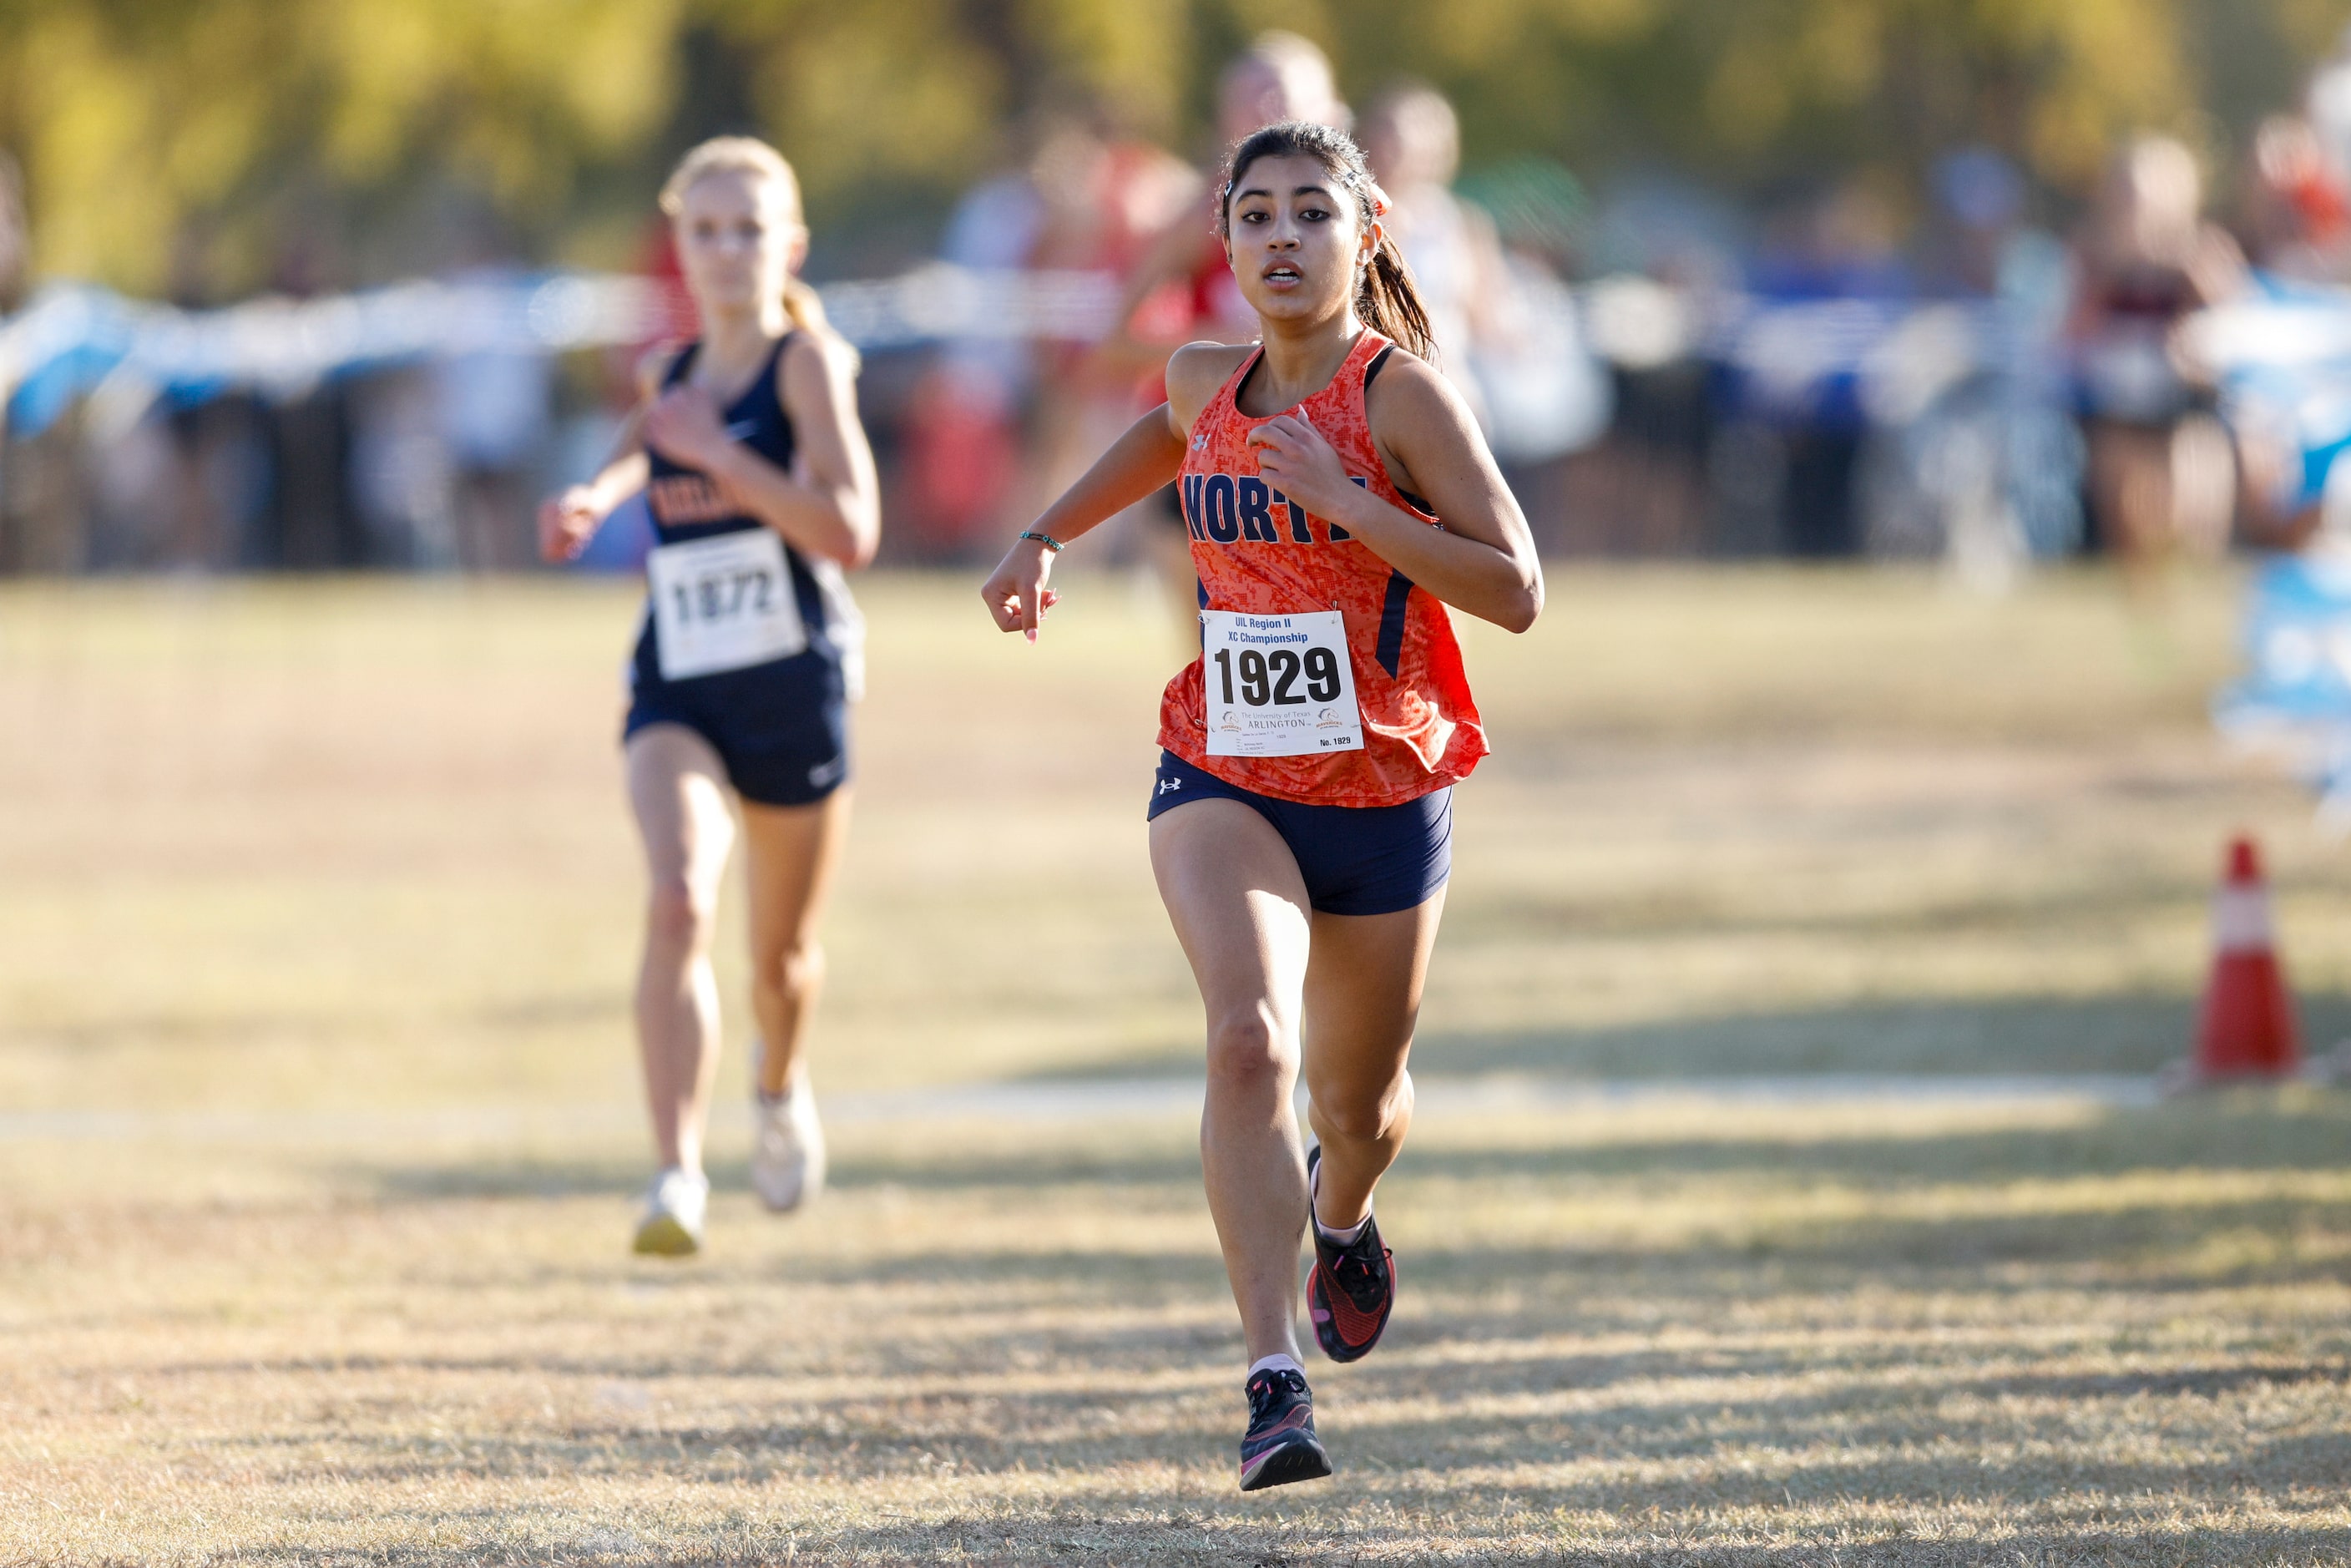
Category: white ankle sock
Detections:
[
  {"x1": 1315, "y1": 1211, "x2": 1371, "y2": 1247},
  {"x1": 1306, "y1": 1153, "x2": 1372, "y2": 1246},
  {"x1": 1247, "y1": 1353, "x2": 1305, "y2": 1381}
]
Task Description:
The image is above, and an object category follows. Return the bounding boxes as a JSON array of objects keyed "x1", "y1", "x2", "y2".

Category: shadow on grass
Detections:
[
  {"x1": 345, "y1": 1090, "x2": 2351, "y2": 1206},
  {"x1": 346, "y1": 1145, "x2": 1210, "y2": 1202},
  {"x1": 354, "y1": 1156, "x2": 648, "y2": 1201},
  {"x1": 192, "y1": 1338, "x2": 2351, "y2": 1479},
  {"x1": 207, "y1": 1355, "x2": 2351, "y2": 1484},
  {"x1": 1023, "y1": 992, "x2": 2351, "y2": 1081},
  {"x1": 332, "y1": 983, "x2": 2351, "y2": 1211},
  {"x1": 202, "y1": 1395, "x2": 2351, "y2": 1565},
  {"x1": 693, "y1": 1520, "x2": 2351, "y2": 1568},
  {"x1": 788, "y1": 1093, "x2": 2351, "y2": 1194},
  {"x1": 1443, "y1": 872, "x2": 2235, "y2": 944},
  {"x1": 319, "y1": 1098, "x2": 2351, "y2": 1343},
  {"x1": 196, "y1": 1523, "x2": 2351, "y2": 1566},
  {"x1": 214, "y1": 1094, "x2": 2351, "y2": 1564}
]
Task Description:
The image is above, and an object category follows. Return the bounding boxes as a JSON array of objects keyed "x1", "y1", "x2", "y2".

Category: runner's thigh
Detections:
[
  {"x1": 625, "y1": 722, "x2": 736, "y2": 893},
  {"x1": 1150, "y1": 798, "x2": 1314, "y2": 1034},
  {"x1": 1301, "y1": 889, "x2": 1446, "y2": 1102},
  {"x1": 740, "y1": 788, "x2": 853, "y2": 955}
]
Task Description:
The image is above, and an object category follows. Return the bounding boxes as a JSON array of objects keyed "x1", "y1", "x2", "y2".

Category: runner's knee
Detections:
[
  {"x1": 756, "y1": 939, "x2": 825, "y2": 1007},
  {"x1": 1204, "y1": 1007, "x2": 1294, "y2": 1098},
  {"x1": 1315, "y1": 1075, "x2": 1410, "y2": 1146},
  {"x1": 645, "y1": 878, "x2": 717, "y2": 951}
]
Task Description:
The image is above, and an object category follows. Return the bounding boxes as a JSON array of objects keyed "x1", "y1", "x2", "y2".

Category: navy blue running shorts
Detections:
[
  {"x1": 1145, "y1": 751, "x2": 1450, "y2": 917},
  {"x1": 624, "y1": 658, "x2": 849, "y2": 809}
]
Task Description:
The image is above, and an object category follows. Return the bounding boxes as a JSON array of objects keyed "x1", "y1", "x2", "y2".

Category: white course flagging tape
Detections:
[{"x1": 0, "y1": 1073, "x2": 2161, "y2": 1145}]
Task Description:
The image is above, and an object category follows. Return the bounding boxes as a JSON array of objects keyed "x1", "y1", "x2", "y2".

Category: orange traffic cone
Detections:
[{"x1": 2166, "y1": 836, "x2": 2301, "y2": 1091}]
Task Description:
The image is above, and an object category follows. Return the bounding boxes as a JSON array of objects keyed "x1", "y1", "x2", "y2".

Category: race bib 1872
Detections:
[
  {"x1": 646, "y1": 529, "x2": 806, "y2": 680},
  {"x1": 1201, "y1": 609, "x2": 1363, "y2": 757}
]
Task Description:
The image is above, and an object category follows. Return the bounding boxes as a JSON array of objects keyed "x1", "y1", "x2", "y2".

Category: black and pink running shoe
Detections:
[
  {"x1": 1305, "y1": 1145, "x2": 1396, "y2": 1363},
  {"x1": 1238, "y1": 1365, "x2": 1332, "y2": 1491}
]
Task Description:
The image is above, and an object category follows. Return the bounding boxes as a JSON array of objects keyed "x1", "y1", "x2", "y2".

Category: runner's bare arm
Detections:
[
  {"x1": 579, "y1": 357, "x2": 665, "y2": 512},
  {"x1": 535, "y1": 355, "x2": 670, "y2": 562},
  {"x1": 1032, "y1": 339, "x2": 1250, "y2": 540},
  {"x1": 564, "y1": 435, "x2": 650, "y2": 520},
  {"x1": 1247, "y1": 352, "x2": 1542, "y2": 633},
  {"x1": 646, "y1": 332, "x2": 879, "y2": 568},
  {"x1": 1040, "y1": 404, "x2": 1190, "y2": 537},
  {"x1": 978, "y1": 402, "x2": 1184, "y2": 640},
  {"x1": 980, "y1": 342, "x2": 1250, "y2": 638},
  {"x1": 594, "y1": 342, "x2": 696, "y2": 507}
]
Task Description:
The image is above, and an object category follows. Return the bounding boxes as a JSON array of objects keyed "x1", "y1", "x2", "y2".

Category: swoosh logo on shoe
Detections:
[
  {"x1": 1243, "y1": 1410, "x2": 1313, "y2": 1458},
  {"x1": 1317, "y1": 1261, "x2": 1389, "y2": 1343}
]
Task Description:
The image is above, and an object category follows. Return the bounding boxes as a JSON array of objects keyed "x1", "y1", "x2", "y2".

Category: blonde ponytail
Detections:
[{"x1": 782, "y1": 275, "x2": 829, "y2": 334}]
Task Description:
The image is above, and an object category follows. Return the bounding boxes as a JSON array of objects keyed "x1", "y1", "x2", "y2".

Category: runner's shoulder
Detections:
[
  {"x1": 635, "y1": 340, "x2": 692, "y2": 402},
  {"x1": 1363, "y1": 341, "x2": 1470, "y2": 433},
  {"x1": 781, "y1": 321, "x2": 861, "y2": 383},
  {"x1": 1363, "y1": 341, "x2": 1449, "y2": 402},
  {"x1": 1166, "y1": 341, "x2": 1256, "y2": 431}
]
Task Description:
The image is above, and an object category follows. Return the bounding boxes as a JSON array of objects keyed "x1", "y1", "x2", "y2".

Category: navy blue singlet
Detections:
[{"x1": 624, "y1": 335, "x2": 861, "y2": 807}]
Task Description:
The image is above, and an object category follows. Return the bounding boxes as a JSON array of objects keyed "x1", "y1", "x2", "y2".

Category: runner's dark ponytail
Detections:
[
  {"x1": 1359, "y1": 224, "x2": 1436, "y2": 365},
  {"x1": 1219, "y1": 120, "x2": 1440, "y2": 364}
]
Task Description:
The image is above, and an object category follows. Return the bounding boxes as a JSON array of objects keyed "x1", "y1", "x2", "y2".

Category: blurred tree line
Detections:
[{"x1": 0, "y1": 0, "x2": 2339, "y2": 297}]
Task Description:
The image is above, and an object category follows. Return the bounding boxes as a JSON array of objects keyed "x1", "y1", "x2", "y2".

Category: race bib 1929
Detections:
[
  {"x1": 647, "y1": 529, "x2": 806, "y2": 680},
  {"x1": 1201, "y1": 609, "x2": 1363, "y2": 757}
]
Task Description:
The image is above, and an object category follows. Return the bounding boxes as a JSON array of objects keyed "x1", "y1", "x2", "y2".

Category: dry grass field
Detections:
[{"x1": 5, "y1": 568, "x2": 2351, "y2": 1564}]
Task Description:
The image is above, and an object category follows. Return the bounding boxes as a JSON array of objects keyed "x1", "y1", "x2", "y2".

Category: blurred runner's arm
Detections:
[
  {"x1": 537, "y1": 368, "x2": 661, "y2": 563},
  {"x1": 1247, "y1": 352, "x2": 1541, "y2": 632},
  {"x1": 1087, "y1": 188, "x2": 1221, "y2": 377}
]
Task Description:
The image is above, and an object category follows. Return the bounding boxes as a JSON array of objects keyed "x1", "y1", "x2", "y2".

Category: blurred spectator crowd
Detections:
[{"x1": 12, "y1": 29, "x2": 2351, "y2": 580}]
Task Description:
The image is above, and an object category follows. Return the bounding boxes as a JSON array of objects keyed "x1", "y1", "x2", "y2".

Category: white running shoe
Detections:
[
  {"x1": 632, "y1": 1167, "x2": 709, "y2": 1257},
  {"x1": 751, "y1": 1083, "x2": 827, "y2": 1213}
]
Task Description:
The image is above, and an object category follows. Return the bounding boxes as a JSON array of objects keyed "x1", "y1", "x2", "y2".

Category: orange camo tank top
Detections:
[{"x1": 1157, "y1": 331, "x2": 1488, "y2": 807}]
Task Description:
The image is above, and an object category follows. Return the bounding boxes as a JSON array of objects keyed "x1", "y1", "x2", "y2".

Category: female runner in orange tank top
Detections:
[{"x1": 982, "y1": 120, "x2": 1542, "y2": 1491}]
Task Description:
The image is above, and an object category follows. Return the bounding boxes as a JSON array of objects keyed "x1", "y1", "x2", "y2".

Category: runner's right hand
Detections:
[
  {"x1": 538, "y1": 487, "x2": 601, "y2": 563},
  {"x1": 980, "y1": 537, "x2": 1062, "y2": 642}
]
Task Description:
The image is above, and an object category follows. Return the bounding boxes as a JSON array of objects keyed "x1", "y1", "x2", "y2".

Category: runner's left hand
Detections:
[
  {"x1": 1247, "y1": 415, "x2": 1354, "y2": 520},
  {"x1": 536, "y1": 486, "x2": 601, "y2": 563},
  {"x1": 980, "y1": 536, "x2": 1063, "y2": 642},
  {"x1": 644, "y1": 384, "x2": 735, "y2": 472}
]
